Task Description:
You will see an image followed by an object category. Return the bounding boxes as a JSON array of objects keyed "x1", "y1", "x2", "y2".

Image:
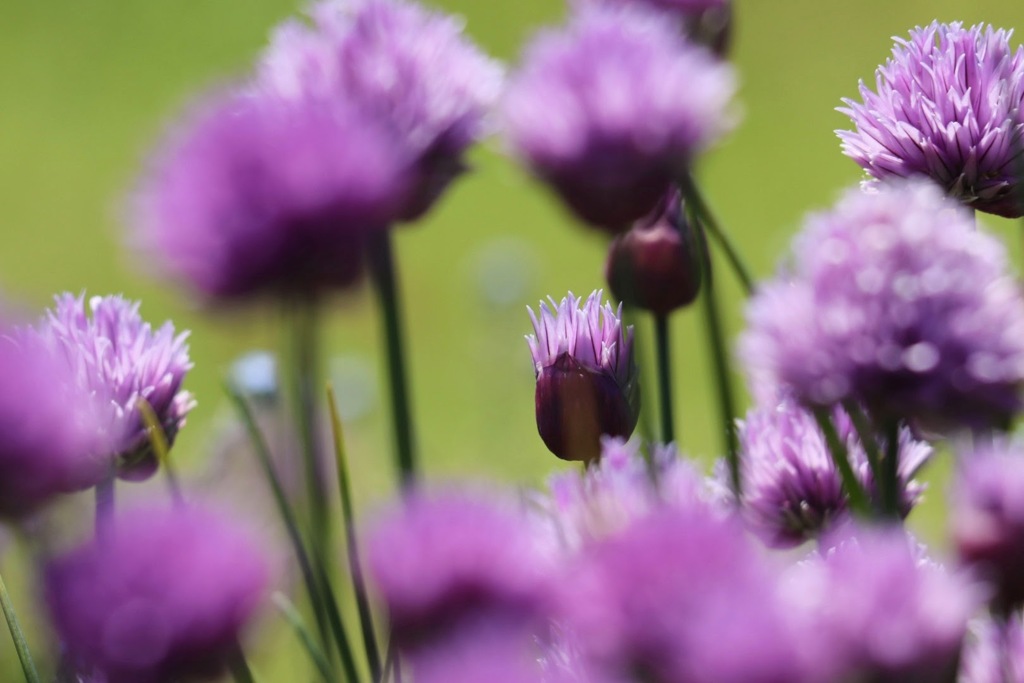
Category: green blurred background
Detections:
[{"x1": 2, "y1": 0, "x2": 1024, "y2": 677}]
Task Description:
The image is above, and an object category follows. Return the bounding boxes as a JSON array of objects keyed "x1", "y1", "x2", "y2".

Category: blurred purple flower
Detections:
[
  {"x1": 838, "y1": 22, "x2": 1024, "y2": 218},
  {"x1": 0, "y1": 322, "x2": 110, "y2": 517},
  {"x1": 570, "y1": 0, "x2": 732, "y2": 55},
  {"x1": 132, "y1": 89, "x2": 410, "y2": 300},
  {"x1": 538, "y1": 437, "x2": 716, "y2": 550},
  {"x1": 741, "y1": 179, "x2": 1024, "y2": 430},
  {"x1": 260, "y1": 0, "x2": 503, "y2": 221},
  {"x1": 364, "y1": 490, "x2": 555, "y2": 652},
  {"x1": 960, "y1": 615, "x2": 1024, "y2": 683},
  {"x1": 793, "y1": 524, "x2": 981, "y2": 683},
  {"x1": 527, "y1": 291, "x2": 639, "y2": 462},
  {"x1": 562, "y1": 506, "x2": 831, "y2": 683},
  {"x1": 733, "y1": 400, "x2": 930, "y2": 548},
  {"x1": 41, "y1": 294, "x2": 194, "y2": 481},
  {"x1": 503, "y1": 7, "x2": 735, "y2": 231},
  {"x1": 45, "y1": 504, "x2": 269, "y2": 683},
  {"x1": 951, "y1": 439, "x2": 1024, "y2": 613}
]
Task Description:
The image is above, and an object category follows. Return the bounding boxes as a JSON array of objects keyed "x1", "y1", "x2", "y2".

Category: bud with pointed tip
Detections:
[
  {"x1": 605, "y1": 189, "x2": 701, "y2": 316},
  {"x1": 527, "y1": 292, "x2": 639, "y2": 462}
]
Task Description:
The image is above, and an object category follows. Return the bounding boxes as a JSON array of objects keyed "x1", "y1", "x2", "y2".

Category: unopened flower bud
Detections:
[{"x1": 605, "y1": 190, "x2": 701, "y2": 316}]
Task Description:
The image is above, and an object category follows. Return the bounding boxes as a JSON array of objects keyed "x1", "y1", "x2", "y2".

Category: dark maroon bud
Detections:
[
  {"x1": 605, "y1": 189, "x2": 702, "y2": 315},
  {"x1": 535, "y1": 353, "x2": 640, "y2": 463}
]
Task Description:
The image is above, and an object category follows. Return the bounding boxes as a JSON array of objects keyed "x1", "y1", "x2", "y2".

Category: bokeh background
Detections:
[{"x1": 3, "y1": 0, "x2": 1024, "y2": 677}]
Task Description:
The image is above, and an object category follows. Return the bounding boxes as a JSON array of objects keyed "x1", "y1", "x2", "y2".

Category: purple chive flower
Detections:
[
  {"x1": 132, "y1": 89, "x2": 410, "y2": 300},
  {"x1": 741, "y1": 179, "x2": 1024, "y2": 430},
  {"x1": 604, "y1": 189, "x2": 702, "y2": 315},
  {"x1": 41, "y1": 294, "x2": 194, "y2": 482},
  {"x1": 365, "y1": 490, "x2": 554, "y2": 652},
  {"x1": 259, "y1": 0, "x2": 503, "y2": 221},
  {"x1": 562, "y1": 506, "x2": 830, "y2": 683},
  {"x1": 503, "y1": 7, "x2": 736, "y2": 232},
  {"x1": 733, "y1": 400, "x2": 930, "y2": 548},
  {"x1": 960, "y1": 615, "x2": 1024, "y2": 683},
  {"x1": 0, "y1": 322, "x2": 110, "y2": 516},
  {"x1": 570, "y1": 0, "x2": 733, "y2": 55},
  {"x1": 527, "y1": 291, "x2": 640, "y2": 462},
  {"x1": 838, "y1": 22, "x2": 1024, "y2": 218},
  {"x1": 538, "y1": 437, "x2": 715, "y2": 550},
  {"x1": 793, "y1": 525, "x2": 981, "y2": 683},
  {"x1": 45, "y1": 504, "x2": 269, "y2": 683},
  {"x1": 951, "y1": 440, "x2": 1024, "y2": 613}
]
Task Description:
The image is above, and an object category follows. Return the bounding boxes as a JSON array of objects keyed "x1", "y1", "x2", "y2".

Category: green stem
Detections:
[
  {"x1": 653, "y1": 314, "x2": 676, "y2": 445},
  {"x1": 137, "y1": 399, "x2": 184, "y2": 505},
  {"x1": 0, "y1": 571, "x2": 39, "y2": 683},
  {"x1": 621, "y1": 307, "x2": 655, "y2": 447},
  {"x1": 882, "y1": 421, "x2": 901, "y2": 518},
  {"x1": 227, "y1": 644, "x2": 256, "y2": 683},
  {"x1": 224, "y1": 384, "x2": 334, "y2": 671},
  {"x1": 678, "y1": 173, "x2": 756, "y2": 296},
  {"x1": 691, "y1": 210, "x2": 741, "y2": 496},
  {"x1": 285, "y1": 297, "x2": 330, "y2": 566},
  {"x1": 811, "y1": 408, "x2": 871, "y2": 516},
  {"x1": 95, "y1": 475, "x2": 115, "y2": 539},
  {"x1": 841, "y1": 401, "x2": 882, "y2": 512},
  {"x1": 327, "y1": 386, "x2": 382, "y2": 681},
  {"x1": 273, "y1": 593, "x2": 334, "y2": 683},
  {"x1": 367, "y1": 231, "x2": 418, "y2": 486}
]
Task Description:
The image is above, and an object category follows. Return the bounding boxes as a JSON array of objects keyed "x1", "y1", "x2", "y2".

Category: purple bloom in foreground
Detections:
[
  {"x1": 734, "y1": 400, "x2": 930, "y2": 548},
  {"x1": 259, "y1": 0, "x2": 503, "y2": 221},
  {"x1": 838, "y1": 22, "x2": 1024, "y2": 218},
  {"x1": 960, "y1": 615, "x2": 1024, "y2": 683},
  {"x1": 132, "y1": 89, "x2": 410, "y2": 300},
  {"x1": 41, "y1": 294, "x2": 194, "y2": 481},
  {"x1": 45, "y1": 505, "x2": 269, "y2": 683},
  {"x1": 563, "y1": 506, "x2": 829, "y2": 683},
  {"x1": 0, "y1": 322, "x2": 108, "y2": 516},
  {"x1": 527, "y1": 291, "x2": 639, "y2": 462},
  {"x1": 365, "y1": 490, "x2": 554, "y2": 652},
  {"x1": 605, "y1": 189, "x2": 702, "y2": 315},
  {"x1": 951, "y1": 440, "x2": 1024, "y2": 613},
  {"x1": 792, "y1": 525, "x2": 980, "y2": 683},
  {"x1": 503, "y1": 7, "x2": 735, "y2": 232},
  {"x1": 741, "y1": 179, "x2": 1024, "y2": 430}
]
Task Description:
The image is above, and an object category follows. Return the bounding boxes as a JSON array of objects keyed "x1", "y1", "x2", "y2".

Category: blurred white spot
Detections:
[
  {"x1": 231, "y1": 351, "x2": 279, "y2": 401},
  {"x1": 903, "y1": 342, "x2": 939, "y2": 373}
]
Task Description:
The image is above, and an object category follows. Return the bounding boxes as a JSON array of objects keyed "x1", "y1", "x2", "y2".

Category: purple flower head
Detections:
[
  {"x1": 527, "y1": 291, "x2": 640, "y2": 462},
  {"x1": 734, "y1": 399, "x2": 931, "y2": 548},
  {"x1": 40, "y1": 294, "x2": 194, "y2": 482},
  {"x1": 259, "y1": 0, "x2": 503, "y2": 221},
  {"x1": 562, "y1": 506, "x2": 830, "y2": 683},
  {"x1": 838, "y1": 22, "x2": 1024, "y2": 218},
  {"x1": 407, "y1": 624, "x2": 551, "y2": 683},
  {"x1": 605, "y1": 189, "x2": 702, "y2": 315},
  {"x1": 741, "y1": 179, "x2": 1024, "y2": 430},
  {"x1": 132, "y1": 88, "x2": 411, "y2": 300},
  {"x1": 570, "y1": 0, "x2": 733, "y2": 55},
  {"x1": 45, "y1": 504, "x2": 269, "y2": 683},
  {"x1": 960, "y1": 615, "x2": 1024, "y2": 683},
  {"x1": 503, "y1": 7, "x2": 736, "y2": 232},
  {"x1": 365, "y1": 489, "x2": 554, "y2": 652},
  {"x1": 0, "y1": 320, "x2": 111, "y2": 517},
  {"x1": 951, "y1": 439, "x2": 1024, "y2": 613},
  {"x1": 539, "y1": 437, "x2": 715, "y2": 550},
  {"x1": 794, "y1": 524, "x2": 981, "y2": 683}
]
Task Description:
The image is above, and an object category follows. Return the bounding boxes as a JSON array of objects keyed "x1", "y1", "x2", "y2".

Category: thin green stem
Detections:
[
  {"x1": 690, "y1": 208, "x2": 741, "y2": 496},
  {"x1": 224, "y1": 384, "x2": 334, "y2": 671},
  {"x1": 227, "y1": 644, "x2": 256, "y2": 683},
  {"x1": 882, "y1": 421, "x2": 901, "y2": 518},
  {"x1": 367, "y1": 231, "x2": 418, "y2": 486},
  {"x1": 678, "y1": 173, "x2": 755, "y2": 296},
  {"x1": 285, "y1": 297, "x2": 331, "y2": 566},
  {"x1": 621, "y1": 307, "x2": 655, "y2": 447},
  {"x1": 327, "y1": 385, "x2": 382, "y2": 681},
  {"x1": 313, "y1": 560, "x2": 362, "y2": 683},
  {"x1": 653, "y1": 314, "x2": 676, "y2": 445},
  {"x1": 137, "y1": 399, "x2": 184, "y2": 505},
  {"x1": 812, "y1": 408, "x2": 871, "y2": 516},
  {"x1": 273, "y1": 593, "x2": 333, "y2": 683},
  {"x1": 0, "y1": 571, "x2": 39, "y2": 683},
  {"x1": 95, "y1": 476, "x2": 115, "y2": 539}
]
